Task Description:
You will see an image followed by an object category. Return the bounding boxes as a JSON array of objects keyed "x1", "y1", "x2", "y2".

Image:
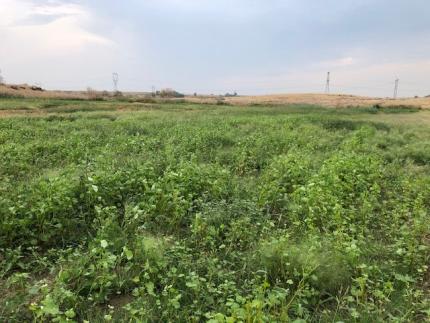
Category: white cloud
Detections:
[
  {"x1": 0, "y1": 0, "x2": 113, "y2": 53},
  {"x1": 0, "y1": 0, "x2": 117, "y2": 88},
  {"x1": 0, "y1": 0, "x2": 86, "y2": 26},
  {"x1": 320, "y1": 57, "x2": 355, "y2": 68},
  {"x1": 142, "y1": 0, "x2": 279, "y2": 20}
]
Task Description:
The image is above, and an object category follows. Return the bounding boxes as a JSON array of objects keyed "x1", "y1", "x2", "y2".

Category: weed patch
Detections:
[{"x1": 0, "y1": 102, "x2": 429, "y2": 322}]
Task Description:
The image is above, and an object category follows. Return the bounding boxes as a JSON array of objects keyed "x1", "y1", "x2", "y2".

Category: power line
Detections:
[{"x1": 325, "y1": 72, "x2": 330, "y2": 94}]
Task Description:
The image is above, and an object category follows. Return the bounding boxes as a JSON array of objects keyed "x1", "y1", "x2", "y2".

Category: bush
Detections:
[
  {"x1": 158, "y1": 88, "x2": 185, "y2": 98},
  {"x1": 258, "y1": 152, "x2": 313, "y2": 212},
  {"x1": 0, "y1": 91, "x2": 24, "y2": 98},
  {"x1": 132, "y1": 95, "x2": 157, "y2": 104}
]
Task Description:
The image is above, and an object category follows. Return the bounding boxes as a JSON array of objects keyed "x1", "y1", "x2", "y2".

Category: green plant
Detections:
[{"x1": 0, "y1": 100, "x2": 429, "y2": 322}]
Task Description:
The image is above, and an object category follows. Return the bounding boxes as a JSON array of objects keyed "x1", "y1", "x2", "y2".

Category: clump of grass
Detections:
[
  {"x1": 0, "y1": 106, "x2": 32, "y2": 111},
  {"x1": 401, "y1": 143, "x2": 430, "y2": 165},
  {"x1": 0, "y1": 92, "x2": 25, "y2": 99},
  {"x1": 373, "y1": 104, "x2": 421, "y2": 113},
  {"x1": 132, "y1": 97, "x2": 157, "y2": 104},
  {"x1": 44, "y1": 114, "x2": 80, "y2": 122},
  {"x1": 86, "y1": 114, "x2": 118, "y2": 121},
  {"x1": 256, "y1": 236, "x2": 352, "y2": 295},
  {"x1": 44, "y1": 105, "x2": 116, "y2": 113}
]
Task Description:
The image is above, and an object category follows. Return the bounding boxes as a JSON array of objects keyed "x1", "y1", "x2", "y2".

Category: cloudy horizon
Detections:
[{"x1": 1, "y1": 0, "x2": 429, "y2": 97}]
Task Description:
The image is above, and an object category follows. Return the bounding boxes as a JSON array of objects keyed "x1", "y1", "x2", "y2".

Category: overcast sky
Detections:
[{"x1": 1, "y1": 0, "x2": 430, "y2": 97}]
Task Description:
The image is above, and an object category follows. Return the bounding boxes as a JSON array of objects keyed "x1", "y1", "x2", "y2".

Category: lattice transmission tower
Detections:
[
  {"x1": 325, "y1": 72, "x2": 331, "y2": 94},
  {"x1": 112, "y1": 72, "x2": 119, "y2": 93}
]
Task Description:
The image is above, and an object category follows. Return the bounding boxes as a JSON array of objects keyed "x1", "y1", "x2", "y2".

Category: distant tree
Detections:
[
  {"x1": 0, "y1": 69, "x2": 4, "y2": 84},
  {"x1": 159, "y1": 88, "x2": 184, "y2": 98},
  {"x1": 30, "y1": 85, "x2": 43, "y2": 91},
  {"x1": 225, "y1": 92, "x2": 238, "y2": 97}
]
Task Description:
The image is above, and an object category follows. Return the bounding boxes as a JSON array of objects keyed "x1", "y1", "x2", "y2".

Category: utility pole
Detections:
[
  {"x1": 325, "y1": 72, "x2": 330, "y2": 94},
  {"x1": 393, "y1": 78, "x2": 399, "y2": 99},
  {"x1": 152, "y1": 85, "x2": 155, "y2": 97},
  {"x1": 112, "y1": 72, "x2": 119, "y2": 93}
]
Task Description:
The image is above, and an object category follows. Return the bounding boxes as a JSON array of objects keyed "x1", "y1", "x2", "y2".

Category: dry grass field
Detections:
[
  {"x1": 187, "y1": 93, "x2": 430, "y2": 109},
  {"x1": 2, "y1": 84, "x2": 430, "y2": 109},
  {"x1": 0, "y1": 84, "x2": 88, "y2": 99}
]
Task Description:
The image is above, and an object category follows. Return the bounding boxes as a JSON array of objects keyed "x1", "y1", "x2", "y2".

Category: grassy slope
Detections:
[{"x1": 0, "y1": 99, "x2": 429, "y2": 322}]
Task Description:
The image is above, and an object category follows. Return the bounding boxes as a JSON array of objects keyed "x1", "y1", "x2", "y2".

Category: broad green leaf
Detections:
[
  {"x1": 123, "y1": 247, "x2": 133, "y2": 260},
  {"x1": 100, "y1": 240, "x2": 108, "y2": 248},
  {"x1": 41, "y1": 295, "x2": 60, "y2": 316}
]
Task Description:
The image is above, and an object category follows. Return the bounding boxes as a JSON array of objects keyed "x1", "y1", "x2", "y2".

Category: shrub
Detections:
[
  {"x1": 158, "y1": 88, "x2": 185, "y2": 98},
  {"x1": 133, "y1": 95, "x2": 157, "y2": 104},
  {"x1": 0, "y1": 91, "x2": 24, "y2": 98},
  {"x1": 258, "y1": 152, "x2": 313, "y2": 213}
]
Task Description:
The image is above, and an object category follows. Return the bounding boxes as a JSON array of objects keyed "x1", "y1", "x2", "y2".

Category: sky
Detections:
[{"x1": 1, "y1": 0, "x2": 430, "y2": 97}]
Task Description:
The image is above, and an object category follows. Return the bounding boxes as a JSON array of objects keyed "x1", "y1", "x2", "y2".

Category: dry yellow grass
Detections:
[
  {"x1": 2, "y1": 83, "x2": 429, "y2": 109},
  {"x1": 0, "y1": 84, "x2": 89, "y2": 99},
  {"x1": 187, "y1": 93, "x2": 430, "y2": 109}
]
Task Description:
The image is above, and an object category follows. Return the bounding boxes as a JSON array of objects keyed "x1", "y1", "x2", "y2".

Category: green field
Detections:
[{"x1": 1, "y1": 99, "x2": 429, "y2": 322}]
